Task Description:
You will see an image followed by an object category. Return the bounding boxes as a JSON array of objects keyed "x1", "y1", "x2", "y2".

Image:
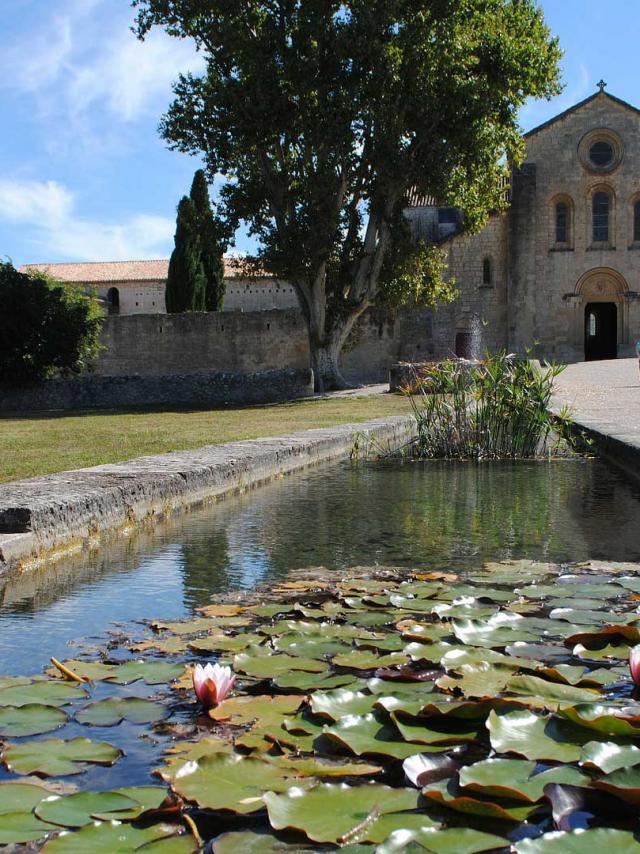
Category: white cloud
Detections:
[
  {"x1": 67, "y1": 30, "x2": 203, "y2": 124},
  {"x1": 1, "y1": 0, "x2": 204, "y2": 138},
  {"x1": 0, "y1": 179, "x2": 174, "y2": 262},
  {"x1": 0, "y1": 180, "x2": 73, "y2": 227}
]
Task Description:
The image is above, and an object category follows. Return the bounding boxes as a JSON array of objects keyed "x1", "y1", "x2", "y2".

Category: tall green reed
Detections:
[{"x1": 404, "y1": 353, "x2": 570, "y2": 459}]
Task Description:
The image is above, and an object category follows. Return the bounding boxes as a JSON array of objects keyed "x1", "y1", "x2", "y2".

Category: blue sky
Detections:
[{"x1": 0, "y1": 1, "x2": 637, "y2": 266}]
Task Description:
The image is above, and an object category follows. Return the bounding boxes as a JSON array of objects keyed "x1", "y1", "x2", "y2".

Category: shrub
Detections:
[
  {"x1": 405, "y1": 352, "x2": 571, "y2": 459},
  {"x1": 0, "y1": 262, "x2": 103, "y2": 386}
]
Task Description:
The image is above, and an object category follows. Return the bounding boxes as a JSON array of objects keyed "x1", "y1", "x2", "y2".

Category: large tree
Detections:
[
  {"x1": 166, "y1": 195, "x2": 207, "y2": 312},
  {"x1": 135, "y1": 0, "x2": 561, "y2": 389},
  {"x1": 190, "y1": 169, "x2": 226, "y2": 311}
]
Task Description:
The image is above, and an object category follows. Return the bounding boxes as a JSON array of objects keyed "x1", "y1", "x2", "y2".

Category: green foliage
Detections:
[
  {"x1": 0, "y1": 262, "x2": 102, "y2": 387},
  {"x1": 134, "y1": 0, "x2": 561, "y2": 387},
  {"x1": 405, "y1": 353, "x2": 570, "y2": 459},
  {"x1": 166, "y1": 196, "x2": 207, "y2": 312},
  {"x1": 190, "y1": 169, "x2": 226, "y2": 311}
]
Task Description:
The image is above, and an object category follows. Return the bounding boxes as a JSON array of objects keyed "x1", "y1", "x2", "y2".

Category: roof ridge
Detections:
[{"x1": 24, "y1": 259, "x2": 170, "y2": 266}]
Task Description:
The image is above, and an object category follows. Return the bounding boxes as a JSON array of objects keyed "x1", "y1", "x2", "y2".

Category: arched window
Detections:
[
  {"x1": 634, "y1": 201, "x2": 640, "y2": 243},
  {"x1": 482, "y1": 257, "x2": 492, "y2": 286},
  {"x1": 106, "y1": 287, "x2": 120, "y2": 315},
  {"x1": 593, "y1": 192, "x2": 610, "y2": 242},
  {"x1": 555, "y1": 202, "x2": 569, "y2": 243}
]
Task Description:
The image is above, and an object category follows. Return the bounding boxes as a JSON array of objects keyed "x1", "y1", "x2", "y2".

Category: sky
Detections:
[{"x1": 0, "y1": 1, "x2": 638, "y2": 267}]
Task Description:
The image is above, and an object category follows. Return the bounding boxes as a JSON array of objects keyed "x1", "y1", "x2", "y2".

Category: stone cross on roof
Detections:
[{"x1": 597, "y1": 79, "x2": 607, "y2": 92}]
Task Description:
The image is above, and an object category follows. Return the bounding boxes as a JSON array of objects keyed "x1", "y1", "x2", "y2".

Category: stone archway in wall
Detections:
[{"x1": 570, "y1": 268, "x2": 629, "y2": 359}]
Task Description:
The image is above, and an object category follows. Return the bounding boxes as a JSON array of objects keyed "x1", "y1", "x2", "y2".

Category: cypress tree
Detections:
[
  {"x1": 166, "y1": 196, "x2": 207, "y2": 313},
  {"x1": 190, "y1": 169, "x2": 226, "y2": 311}
]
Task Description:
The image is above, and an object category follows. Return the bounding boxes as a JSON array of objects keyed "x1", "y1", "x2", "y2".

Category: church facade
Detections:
[{"x1": 406, "y1": 87, "x2": 640, "y2": 363}]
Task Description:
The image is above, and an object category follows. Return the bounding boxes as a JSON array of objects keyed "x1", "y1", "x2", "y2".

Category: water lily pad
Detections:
[
  {"x1": 452, "y1": 616, "x2": 538, "y2": 647},
  {"x1": 273, "y1": 672, "x2": 361, "y2": 692},
  {"x1": 233, "y1": 650, "x2": 328, "y2": 678},
  {"x1": 263, "y1": 782, "x2": 420, "y2": 843},
  {"x1": 188, "y1": 634, "x2": 264, "y2": 654},
  {"x1": 41, "y1": 821, "x2": 195, "y2": 852},
  {"x1": 437, "y1": 663, "x2": 512, "y2": 698},
  {"x1": 559, "y1": 704, "x2": 640, "y2": 737},
  {"x1": 0, "y1": 782, "x2": 51, "y2": 813},
  {"x1": 591, "y1": 767, "x2": 640, "y2": 804},
  {"x1": 106, "y1": 661, "x2": 185, "y2": 685},
  {"x1": 504, "y1": 675, "x2": 601, "y2": 708},
  {"x1": 272, "y1": 755, "x2": 383, "y2": 777},
  {"x1": 0, "y1": 704, "x2": 68, "y2": 736},
  {"x1": 514, "y1": 828, "x2": 640, "y2": 853},
  {"x1": 130, "y1": 636, "x2": 189, "y2": 655},
  {"x1": 209, "y1": 694, "x2": 304, "y2": 726},
  {"x1": 76, "y1": 697, "x2": 167, "y2": 726},
  {"x1": 210, "y1": 831, "x2": 320, "y2": 853},
  {"x1": 390, "y1": 712, "x2": 481, "y2": 745},
  {"x1": 332, "y1": 651, "x2": 409, "y2": 670},
  {"x1": 35, "y1": 790, "x2": 142, "y2": 827},
  {"x1": 377, "y1": 827, "x2": 509, "y2": 854},
  {"x1": 324, "y1": 713, "x2": 449, "y2": 759},
  {"x1": 579, "y1": 740, "x2": 640, "y2": 773},
  {"x1": 0, "y1": 679, "x2": 87, "y2": 707},
  {"x1": 0, "y1": 811, "x2": 55, "y2": 845},
  {"x1": 565, "y1": 625, "x2": 640, "y2": 649},
  {"x1": 486, "y1": 710, "x2": 586, "y2": 762},
  {"x1": 403, "y1": 754, "x2": 461, "y2": 787},
  {"x1": 310, "y1": 689, "x2": 378, "y2": 721},
  {"x1": 459, "y1": 758, "x2": 590, "y2": 802},
  {"x1": 3, "y1": 737, "x2": 122, "y2": 776},
  {"x1": 170, "y1": 753, "x2": 304, "y2": 813},
  {"x1": 273, "y1": 635, "x2": 352, "y2": 658},
  {"x1": 440, "y1": 646, "x2": 537, "y2": 672},
  {"x1": 421, "y1": 778, "x2": 538, "y2": 822}
]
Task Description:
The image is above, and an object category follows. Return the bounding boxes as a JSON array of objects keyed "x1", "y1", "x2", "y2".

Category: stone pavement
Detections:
[{"x1": 552, "y1": 358, "x2": 640, "y2": 480}]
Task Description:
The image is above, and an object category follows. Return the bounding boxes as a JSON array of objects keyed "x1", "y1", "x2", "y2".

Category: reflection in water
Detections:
[{"x1": 1, "y1": 458, "x2": 639, "y2": 675}]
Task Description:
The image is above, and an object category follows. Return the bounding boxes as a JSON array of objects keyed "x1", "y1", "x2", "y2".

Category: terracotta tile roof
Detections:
[{"x1": 20, "y1": 257, "x2": 269, "y2": 282}]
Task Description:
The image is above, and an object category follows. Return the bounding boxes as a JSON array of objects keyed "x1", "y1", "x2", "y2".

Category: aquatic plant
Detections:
[
  {"x1": 192, "y1": 662, "x2": 236, "y2": 708},
  {"x1": 404, "y1": 352, "x2": 573, "y2": 459},
  {"x1": 630, "y1": 646, "x2": 640, "y2": 687},
  {"x1": 4, "y1": 560, "x2": 640, "y2": 850}
]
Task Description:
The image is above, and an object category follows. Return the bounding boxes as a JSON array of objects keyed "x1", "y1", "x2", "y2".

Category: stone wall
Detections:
[
  {"x1": 437, "y1": 214, "x2": 509, "y2": 357},
  {"x1": 94, "y1": 307, "x2": 446, "y2": 386},
  {"x1": 0, "y1": 369, "x2": 314, "y2": 413},
  {"x1": 95, "y1": 311, "x2": 309, "y2": 376}
]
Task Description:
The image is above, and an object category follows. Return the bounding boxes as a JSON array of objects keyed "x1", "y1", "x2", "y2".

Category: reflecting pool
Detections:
[{"x1": 1, "y1": 457, "x2": 640, "y2": 677}]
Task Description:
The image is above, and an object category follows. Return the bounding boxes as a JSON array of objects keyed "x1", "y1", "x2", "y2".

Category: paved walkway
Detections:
[
  {"x1": 553, "y1": 359, "x2": 640, "y2": 477},
  {"x1": 553, "y1": 359, "x2": 640, "y2": 440}
]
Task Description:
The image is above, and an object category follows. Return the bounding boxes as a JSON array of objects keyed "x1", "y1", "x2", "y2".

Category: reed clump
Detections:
[{"x1": 405, "y1": 352, "x2": 571, "y2": 459}]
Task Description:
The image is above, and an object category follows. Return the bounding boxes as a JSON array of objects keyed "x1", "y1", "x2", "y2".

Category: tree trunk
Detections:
[
  {"x1": 308, "y1": 310, "x2": 364, "y2": 393},
  {"x1": 310, "y1": 339, "x2": 348, "y2": 392}
]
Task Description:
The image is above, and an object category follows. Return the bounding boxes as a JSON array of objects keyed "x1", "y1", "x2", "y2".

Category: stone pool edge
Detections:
[{"x1": 0, "y1": 414, "x2": 414, "y2": 576}]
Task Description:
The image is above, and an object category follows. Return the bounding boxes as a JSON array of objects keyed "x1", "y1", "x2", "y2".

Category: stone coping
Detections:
[{"x1": 0, "y1": 415, "x2": 414, "y2": 575}]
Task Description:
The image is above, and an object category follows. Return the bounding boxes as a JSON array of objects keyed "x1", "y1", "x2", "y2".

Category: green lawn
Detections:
[{"x1": 0, "y1": 395, "x2": 412, "y2": 484}]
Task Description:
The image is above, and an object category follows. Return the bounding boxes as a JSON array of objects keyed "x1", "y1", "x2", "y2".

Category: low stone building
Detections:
[
  {"x1": 20, "y1": 258, "x2": 299, "y2": 315},
  {"x1": 406, "y1": 86, "x2": 640, "y2": 362}
]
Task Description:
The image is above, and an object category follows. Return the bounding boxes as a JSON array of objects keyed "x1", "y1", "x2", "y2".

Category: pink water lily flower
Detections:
[
  {"x1": 192, "y1": 663, "x2": 236, "y2": 708},
  {"x1": 630, "y1": 646, "x2": 640, "y2": 686}
]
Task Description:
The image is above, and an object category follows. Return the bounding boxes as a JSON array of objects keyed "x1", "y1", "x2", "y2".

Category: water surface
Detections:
[{"x1": 1, "y1": 457, "x2": 639, "y2": 677}]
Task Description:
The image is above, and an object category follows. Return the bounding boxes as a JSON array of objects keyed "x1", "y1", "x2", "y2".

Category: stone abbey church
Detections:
[{"x1": 406, "y1": 86, "x2": 640, "y2": 363}]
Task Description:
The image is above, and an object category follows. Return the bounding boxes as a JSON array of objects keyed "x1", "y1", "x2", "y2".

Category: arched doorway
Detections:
[
  {"x1": 572, "y1": 268, "x2": 629, "y2": 361},
  {"x1": 585, "y1": 302, "x2": 617, "y2": 361},
  {"x1": 106, "y1": 287, "x2": 120, "y2": 315}
]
